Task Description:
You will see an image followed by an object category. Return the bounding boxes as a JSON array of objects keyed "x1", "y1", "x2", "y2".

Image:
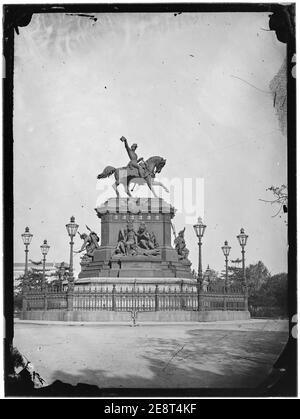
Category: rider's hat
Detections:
[{"x1": 131, "y1": 143, "x2": 138, "y2": 148}]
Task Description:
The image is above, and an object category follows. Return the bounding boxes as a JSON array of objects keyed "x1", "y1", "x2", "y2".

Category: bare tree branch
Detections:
[{"x1": 260, "y1": 184, "x2": 288, "y2": 223}]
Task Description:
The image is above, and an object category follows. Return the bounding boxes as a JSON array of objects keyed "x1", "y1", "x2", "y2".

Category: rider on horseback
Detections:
[
  {"x1": 120, "y1": 136, "x2": 144, "y2": 178},
  {"x1": 97, "y1": 138, "x2": 167, "y2": 197}
]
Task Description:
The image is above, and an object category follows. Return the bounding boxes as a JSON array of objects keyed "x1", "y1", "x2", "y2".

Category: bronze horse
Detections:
[{"x1": 97, "y1": 155, "x2": 167, "y2": 197}]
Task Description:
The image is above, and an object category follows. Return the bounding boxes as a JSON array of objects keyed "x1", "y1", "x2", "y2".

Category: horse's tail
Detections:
[{"x1": 97, "y1": 166, "x2": 116, "y2": 179}]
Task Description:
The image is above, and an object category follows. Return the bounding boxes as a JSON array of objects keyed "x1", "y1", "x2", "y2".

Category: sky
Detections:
[{"x1": 13, "y1": 12, "x2": 287, "y2": 277}]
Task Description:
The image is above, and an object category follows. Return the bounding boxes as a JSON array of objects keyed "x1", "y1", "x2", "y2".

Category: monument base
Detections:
[
  {"x1": 78, "y1": 197, "x2": 193, "y2": 280},
  {"x1": 78, "y1": 249, "x2": 193, "y2": 279}
]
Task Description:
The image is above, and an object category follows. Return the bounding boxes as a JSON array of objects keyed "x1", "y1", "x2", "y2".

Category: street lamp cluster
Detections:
[
  {"x1": 22, "y1": 227, "x2": 51, "y2": 290},
  {"x1": 21, "y1": 215, "x2": 79, "y2": 291},
  {"x1": 192, "y1": 218, "x2": 249, "y2": 307},
  {"x1": 22, "y1": 216, "x2": 248, "y2": 306},
  {"x1": 221, "y1": 229, "x2": 248, "y2": 307}
]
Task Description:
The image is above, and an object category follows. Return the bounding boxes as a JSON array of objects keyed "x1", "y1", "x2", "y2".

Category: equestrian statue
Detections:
[{"x1": 97, "y1": 136, "x2": 168, "y2": 197}]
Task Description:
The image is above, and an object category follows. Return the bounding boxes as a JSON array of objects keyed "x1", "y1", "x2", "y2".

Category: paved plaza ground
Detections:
[{"x1": 14, "y1": 319, "x2": 289, "y2": 390}]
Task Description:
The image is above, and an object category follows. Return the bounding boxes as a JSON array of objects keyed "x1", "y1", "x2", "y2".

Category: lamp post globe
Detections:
[
  {"x1": 66, "y1": 215, "x2": 79, "y2": 238},
  {"x1": 237, "y1": 228, "x2": 248, "y2": 248}
]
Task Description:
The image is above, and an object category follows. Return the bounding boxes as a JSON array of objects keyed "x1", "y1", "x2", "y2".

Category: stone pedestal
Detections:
[{"x1": 77, "y1": 198, "x2": 193, "y2": 280}]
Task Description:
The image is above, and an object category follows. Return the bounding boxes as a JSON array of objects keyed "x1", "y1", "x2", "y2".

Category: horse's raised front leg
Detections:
[
  {"x1": 146, "y1": 176, "x2": 157, "y2": 198},
  {"x1": 151, "y1": 180, "x2": 169, "y2": 193}
]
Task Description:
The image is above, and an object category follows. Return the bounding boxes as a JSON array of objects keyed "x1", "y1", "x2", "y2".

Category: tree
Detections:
[
  {"x1": 205, "y1": 267, "x2": 219, "y2": 283},
  {"x1": 260, "y1": 184, "x2": 288, "y2": 224},
  {"x1": 45, "y1": 262, "x2": 71, "y2": 291},
  {"x1": 14, "y1": 270, "x2": 43, "y2": 294},
  {"x1": 262, "y1": 273, "x2": 288, "y2": 313},
  {"x1": 249, "y1": 271, "x2": 288, "y2": 318},
  {"x1": 246, "y1": 261, "x2": 271, "y2": 295},
  {"x1": 14, "y1": 270, "x2": 44, "y2": 311},
  {"x1": 269, "y1": 273, "x2": 288, "y2": 311},
  {"x1": 224, "y1": 265, "x2": 243, "y2": 284}
]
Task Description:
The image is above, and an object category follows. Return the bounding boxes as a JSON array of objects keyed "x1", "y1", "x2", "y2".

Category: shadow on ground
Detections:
[
  {"x1": 9, "y1": 325, "x2": 291, "y2": 397},
  {"x1": 48, "y1": 330, "x2": 287, "y2": 384}
]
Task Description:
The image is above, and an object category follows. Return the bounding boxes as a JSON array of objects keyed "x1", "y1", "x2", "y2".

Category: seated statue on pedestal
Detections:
[
  {"x1": 114, "y1": 221, "x2": 159, "y2": 257},
  {"x1": 174, "y1": 228, "x2": 190, "y2": 260},
  {"x1": 115, "y1": 222, "x2": 138, "y2": 256},
  {"x1": 136, "y1": 222, "x2": 157, "y2": 250}
]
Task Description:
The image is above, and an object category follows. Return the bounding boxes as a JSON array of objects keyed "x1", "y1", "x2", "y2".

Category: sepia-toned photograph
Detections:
[{"x1": 3, "y1": 3, "x2": 296, "y2": 399}]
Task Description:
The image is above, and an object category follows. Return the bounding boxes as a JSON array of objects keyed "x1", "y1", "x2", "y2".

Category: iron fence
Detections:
[{"x1": 23, "y1": 282, "x2": 246, "y2": 312}]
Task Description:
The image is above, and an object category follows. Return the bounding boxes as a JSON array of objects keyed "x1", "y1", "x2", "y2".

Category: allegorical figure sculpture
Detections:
[
  {"x1": 114, "y1": 222, "x2": 159, "y2": 257},
  {"x1": 136, "y1": 222, "x2": 158, "y2": 250},
  {"x1": 116, "y1": 222, "x2": 138, "y2": 256},
  {"x1": 97, "y1": 136, "x2": 168, "y2": 197},
  {"x1": 75, "y1": 225, "x2": 100, "y2": 263},
  {"x1": 174, "y1": 227, "x2": 190, "y2": 260}
]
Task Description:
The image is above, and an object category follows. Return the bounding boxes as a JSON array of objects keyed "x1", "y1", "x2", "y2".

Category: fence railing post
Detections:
[
  {"x1": 44, "y1": 291, "x2": 48, "y2": 311},
  {"x1": 180, "y1": 281, "x2": 184, "y2": 310},
  {"x1": 22, "y1": 289, "x2": 27, "y2": 313},
  {"x1": 67, "y1": 289, "x2": 74, "y2": 311},
  {"x1": 244, "y1": 285, "x2": 248, "y2": 311},
  {"x1": 112, "y1": 284, "x2": 116, "y2": 311},
  {"x1": 223, "y1": 285, "x2": 227, "y2": 311},
  {"x1": 197, "y1": 282, "x2": 203, "y2": 311},
  {"x1": 155, "y1": 284, "x2": 159, "y2": 311}
]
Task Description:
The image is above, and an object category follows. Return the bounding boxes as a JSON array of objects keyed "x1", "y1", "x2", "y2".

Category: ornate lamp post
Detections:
[
  {"x1": 222, "y1": 241, "x2": 231, "y2": 287},
  {"x1": 66, "y1": 216, "x2": 79, "y2": 291},
  {"x1": 237, "y1": 228, "x2": 249, "y2": 311},
  {"x1": 40, "y1": 239, "x2": 50, "y2": 291},
  {"x1": 221, "y1": 240, "x2": 231, "y2": 311},
  {"x1": 21, "y1": 227, "x2": 33, "y2": 312},
  {"x1": 193, "y1": 217, "x2": 206, "y2": 311},
  {"x1": 21, "y1": 227, "x2": 33, "y2": 278},
  {"x1": 193, "y1": 217, "x2": 206, "y2": 284}
]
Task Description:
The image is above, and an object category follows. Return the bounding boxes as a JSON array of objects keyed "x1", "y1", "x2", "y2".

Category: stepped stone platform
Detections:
[
  {"x1": 75, "y1": 277, "x2": 196, "y2": 286},
  {"x1": 75, "y1": 277, "x2": 196, "y2": 293}
]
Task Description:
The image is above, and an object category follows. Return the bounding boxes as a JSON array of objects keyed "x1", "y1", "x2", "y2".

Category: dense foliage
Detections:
[
  {"x1": 249, "y1": 272, "x2": 288, "y2": 318},
  {"x1": 14, "y1": 266, "x2": 69, "y2": 311},
  {"x1": 213, "y1": 261, "x2": 287, "y2": 318}
]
